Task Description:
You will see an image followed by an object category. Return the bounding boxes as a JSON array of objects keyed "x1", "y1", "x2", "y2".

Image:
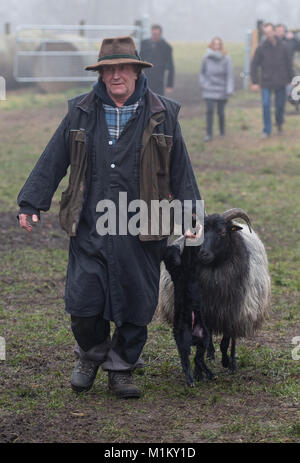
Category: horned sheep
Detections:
[{"x1": 157, "y1": 208, "x2": 271, "y2": 386}]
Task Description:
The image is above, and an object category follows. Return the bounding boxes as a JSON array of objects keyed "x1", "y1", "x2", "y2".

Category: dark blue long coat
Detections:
[{"x1": 18, "y1": 87, "x2": 201, "y2": 327}]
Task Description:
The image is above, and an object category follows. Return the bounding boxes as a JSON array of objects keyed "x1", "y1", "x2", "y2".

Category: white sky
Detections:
[{"x1": 1, "y1": 0, "x2": 300, "y2": 41}]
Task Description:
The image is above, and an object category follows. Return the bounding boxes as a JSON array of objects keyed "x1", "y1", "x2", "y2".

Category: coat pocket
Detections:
[
  {"x1": 151, "y1": 133, "x2": 173, "y2": 200},
  {"x1": 69, "y1": 129, "x2": 86, "y2": 171},
  {"x1": 59, "y1": 189, "x2": 75, "y2": 235},
  {"x1": 59, "y1": 129, "x2": 87, "y2": 236}
]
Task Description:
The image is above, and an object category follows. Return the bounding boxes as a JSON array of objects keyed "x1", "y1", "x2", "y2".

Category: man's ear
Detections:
[{"x1": 135, "y1": 65, "x2": 142, "y2": 79}]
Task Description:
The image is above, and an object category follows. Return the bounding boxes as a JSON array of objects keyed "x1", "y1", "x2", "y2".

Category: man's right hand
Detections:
[
  {"x1": 251, "y1": 84, "x2": 260, "y2": 92},
  {"x1": 19, "y1": 214, "x2": 39, "y2": 232},
  {"x1": 165, "y1": 87, "x2": 173, "y2": 95}
]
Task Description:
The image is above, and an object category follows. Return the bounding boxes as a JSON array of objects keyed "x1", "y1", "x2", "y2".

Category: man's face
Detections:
[
  {"x1": 275, "y1": 26, "x2": 286, "y2": 39},
  {"x1": 101, "y1": 64, "x2": 138, "y2": 102},
  {"x1": 264, "y1": 25, "x2": 276, "y2": 41},
  {"x1": 151, "y1": 28, "x2": 161, "y2": 43}
]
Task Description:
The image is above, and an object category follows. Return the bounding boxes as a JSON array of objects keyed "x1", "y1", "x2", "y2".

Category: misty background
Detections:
[{"x1": 1, "y1": 0, "x2": 300, "y2": 42}]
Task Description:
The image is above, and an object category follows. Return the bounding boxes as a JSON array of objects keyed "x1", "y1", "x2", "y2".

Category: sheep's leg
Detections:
[
  {"x1": 228, "y1": 338, "x2": 236, "y2": 372},
  {"x1": 220, "y1": 335, "x2": 230, "y2": 368},
  {"x1": 206, "y1": 330, "x2": 215, "y2": 361},
  {"x1": 173, "y1": 326, "x2": 194, "y2": 387}
]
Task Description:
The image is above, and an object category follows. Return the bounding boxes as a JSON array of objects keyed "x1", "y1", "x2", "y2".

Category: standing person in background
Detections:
[
  {"x1": 275, "y1": 24, "x2": 298, "y2": 63},
  {"x1": 140, "y1": 24, "x2": 175, "y2": 96},
  {"x1": 251, "y1": 23, "x2": 294, "y2": 138},
  {"x1": 199, "y1": 37, "x2": 234, "y2": 142},
  {"x1": 275, "y1": 24, "x2": 298, "y2": 115}
]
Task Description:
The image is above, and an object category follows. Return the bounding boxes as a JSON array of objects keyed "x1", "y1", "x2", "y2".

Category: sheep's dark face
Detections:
[{"x1": 197, "y1": 214, "x2": 243, "y2": 265}]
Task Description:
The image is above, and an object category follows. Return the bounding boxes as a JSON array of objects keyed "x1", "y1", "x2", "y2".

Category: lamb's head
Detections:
[{"x1": 197, "y1": 208, "x2": 252, "y2": 265}]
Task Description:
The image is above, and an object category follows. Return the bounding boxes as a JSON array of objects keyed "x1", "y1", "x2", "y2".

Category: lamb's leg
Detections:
[
  {"x1": 173, "y1": 325, "x2": 194, "y2": 387},
  {"x1": 171, "y1": 270, "x2": 194, "y2": 387},
  {"x1": 220, "y1": 335, "x2": 230, "y2": 368},
  {"x1": 183, "y1": 277, "x2": 214, "y2": 382},
  {"x1": 194, "y1": 339, "x2": 215, "y2": 381},
  {"x1": 228, "y1": 338, "x2": 236, "y2": 372},
  {"x1": 206, "y1": 330, "x2": 215, "y2": 360}
]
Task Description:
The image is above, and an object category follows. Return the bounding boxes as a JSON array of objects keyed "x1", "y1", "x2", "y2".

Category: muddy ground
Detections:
[{"x1": 0, "y1": 75, "x2": 299, "y2": 444}]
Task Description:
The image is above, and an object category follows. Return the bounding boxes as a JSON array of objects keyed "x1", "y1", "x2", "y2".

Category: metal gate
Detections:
[{"x1": 13, "y1": 22, "x2": 147, "y2": 83}]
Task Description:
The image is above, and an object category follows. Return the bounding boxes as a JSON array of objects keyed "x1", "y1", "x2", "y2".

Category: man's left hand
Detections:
[{"x1": 185, "y1": 224, "x2": 203, "y2": 240}]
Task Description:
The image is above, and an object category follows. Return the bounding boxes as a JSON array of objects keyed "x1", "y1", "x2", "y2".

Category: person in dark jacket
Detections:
[
  {"x1": 140, "y1": 24, "x2": 175, "y2": 96},
  {"x1": 199, "y1": 37, "x2": 234, "y2": 141},
  {"x1": 251, "y1": 22, "x2": 294, "y2": 138},
  {"x1": 275, "y1": 24, "x2": 299, "y2": 63},
  {"x1": 17, "y1": 36, "x2": 202, "y2": 399}
]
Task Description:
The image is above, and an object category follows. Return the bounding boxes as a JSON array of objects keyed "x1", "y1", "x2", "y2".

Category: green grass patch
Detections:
[
  {"x1": 172, "y1": 42, "x2": 244, "y2": 74},
  {"x1": 0, "y1": 86, "x2": 91, "y2": 112}
]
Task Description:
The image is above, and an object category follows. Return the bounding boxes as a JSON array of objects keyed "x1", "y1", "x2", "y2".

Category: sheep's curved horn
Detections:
[{"x1": 222, "y1": 208, "x2": 252, "y2": 233}]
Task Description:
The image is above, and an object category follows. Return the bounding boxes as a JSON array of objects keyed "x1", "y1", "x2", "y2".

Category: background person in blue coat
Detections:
[
  {"x1": 199, "y1": 37, "x2": 234, "y2": 142},
  {"x1": 140, "y1": 24, "x2": 175, "y2": 96},
  {"x1": 251, "y1": 23, "x2": 294, "y2": 138}
]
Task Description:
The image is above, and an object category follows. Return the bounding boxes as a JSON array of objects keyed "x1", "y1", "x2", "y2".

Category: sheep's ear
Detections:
[{"x1": 230, "y1": 224, "x2": 243, "y2": 232}]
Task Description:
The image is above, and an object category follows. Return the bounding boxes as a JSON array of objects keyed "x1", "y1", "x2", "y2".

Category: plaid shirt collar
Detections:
[{"x1": 103, "y1": 100, "x2": 140, "y2": 144}]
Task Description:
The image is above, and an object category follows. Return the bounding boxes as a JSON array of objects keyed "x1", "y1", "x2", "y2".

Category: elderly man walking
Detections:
[
  {"x1": 17, "y1": 36, "x2": 201, "y2": 399},
  {"x1": 251, "y1": 23, "x2": 294, "y2": 138}
]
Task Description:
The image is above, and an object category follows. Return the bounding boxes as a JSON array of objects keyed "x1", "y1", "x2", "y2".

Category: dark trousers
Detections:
[
  {"x1": 261, "y1": 87, "x2": 286, "y2": 135},
  {"x1": 71, "y1": 315, "x2": 148, "y2": 369},
  {"x1": 205, "y1": 99, "x2": 227, "y2": 136}
]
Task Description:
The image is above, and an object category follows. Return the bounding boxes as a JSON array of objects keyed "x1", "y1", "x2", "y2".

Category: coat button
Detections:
[
  {"x1": 108, "y1": 140, "x2": 113, "y2": 145},
  {"x1": 111, "y1": 163, "x2": 116, "y2": 168}
]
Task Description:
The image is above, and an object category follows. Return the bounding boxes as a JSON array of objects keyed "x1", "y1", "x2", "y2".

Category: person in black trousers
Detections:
[
  {"x1": 140, "y1": 24, "x2": 175, "y2": 96},
  {"x1": 199, "y1": 37, "x2": 234, "y2": 141}
]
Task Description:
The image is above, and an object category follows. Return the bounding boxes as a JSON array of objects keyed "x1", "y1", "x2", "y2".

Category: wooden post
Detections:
[
  {"x1": 251, "y1": 29, "x2": 258, "y2": 58},
  {"x1": 5, "y1": 22, "x2": 11, "y2": 35},
  {"x1": 257, "y1": 20, "x2": 264, "y2": 43},
  {"x1": 243, "y1": 30, "x2": 252, "y2": 90},
  {"x1": 79, "y1": 20, "x2": 85, "y2": 37}
]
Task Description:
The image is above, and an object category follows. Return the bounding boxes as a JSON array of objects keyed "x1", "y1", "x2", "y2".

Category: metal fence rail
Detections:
[{"x1": 14, "y1": 23, "x2": 147, "y2": 83}]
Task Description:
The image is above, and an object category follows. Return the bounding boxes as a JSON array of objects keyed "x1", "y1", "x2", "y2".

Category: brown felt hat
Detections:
[{"x1": 85, "y1": 36, "x2": 152, "y2": 71}]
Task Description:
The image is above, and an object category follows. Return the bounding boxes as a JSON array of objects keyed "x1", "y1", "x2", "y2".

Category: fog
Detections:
[{"x1": 1, "y1": 0, "x2": 300, "y2": 41}]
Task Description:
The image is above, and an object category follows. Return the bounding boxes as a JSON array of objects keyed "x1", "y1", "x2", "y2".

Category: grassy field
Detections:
[
  {"x1": 171, "y1": 41, "x2": 245, "y2": 74},
  {"x1": 0, "y1": 73, "x2": 299, "y2": 443}
]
